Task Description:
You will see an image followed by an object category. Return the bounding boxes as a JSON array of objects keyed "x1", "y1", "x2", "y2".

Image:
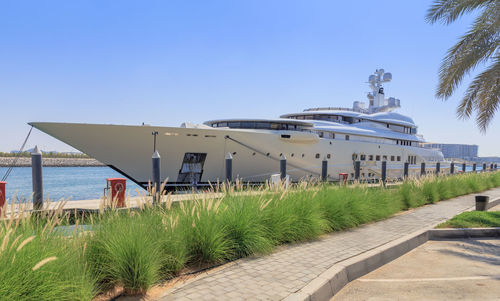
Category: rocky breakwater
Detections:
[{"x1": 0, "y1": 157, "x2": 105, "y2": 167}]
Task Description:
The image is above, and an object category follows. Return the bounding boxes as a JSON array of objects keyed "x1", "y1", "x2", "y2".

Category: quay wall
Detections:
[{"x1": 0, "y1": 157, "x2": 105, "y2": 167}]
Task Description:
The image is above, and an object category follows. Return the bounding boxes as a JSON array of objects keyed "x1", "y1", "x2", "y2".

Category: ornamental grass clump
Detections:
[
  {"x1": 85, "y1": 210, "x2": 169, "y2": 294},
  {"x1": 218, "y1": 195, "x2": 274, "y2": 259},
  {"x1": 0, "y1": 211, "x2": 95, "y2": 301},
  {"x1": 177, "y1": 198, "x2": 234, "y2": 264},
  {"x1": 260, "y1": 190, "x2": 328, "y2": 244}
]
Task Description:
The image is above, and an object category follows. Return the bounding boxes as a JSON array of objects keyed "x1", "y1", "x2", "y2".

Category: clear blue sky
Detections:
[{"x1": 1, "y1": 0, "x2": 498, "y2": 156}]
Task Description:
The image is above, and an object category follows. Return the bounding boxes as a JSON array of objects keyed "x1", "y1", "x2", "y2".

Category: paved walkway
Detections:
[{"x1": 160, "y1": 187, "x2": 500, "y2": 301}]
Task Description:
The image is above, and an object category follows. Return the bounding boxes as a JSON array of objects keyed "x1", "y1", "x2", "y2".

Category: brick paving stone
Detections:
[{"x1": 159, "y1": 188, "x2": 500, "y2": 301}]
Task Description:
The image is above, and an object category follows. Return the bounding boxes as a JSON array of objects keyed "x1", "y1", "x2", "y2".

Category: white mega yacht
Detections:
[{"x1": 30, "y1": 69, "x2": 446, "y2": 189}]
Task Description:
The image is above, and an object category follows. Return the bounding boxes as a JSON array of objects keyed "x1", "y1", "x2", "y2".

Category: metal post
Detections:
[
  {"x1": 420, "y1": 162, "x2": 426, "y2": 176},
  {"x1": 450, "y1": 162, "x2": 454, "y2": 174},
  {"x1": 152, "y1": 151, "x2": 161, "y2": 204},
  {"x1": 152, "y1": 131, "x2": 158, "y2": 153},
  {"x1": 404, "y1": 162, "x2": 409, "y2": 179},
  {"x1": 31, "y1": 146, "x2": 43, "y2": 210},
  {"x1": 381, "y1": 161, "x2": 387, "y2": 185},
  {"x1": 473, "y1": 163, "x2": 476, "y2": 172},
  {"x1": 321, "y1": 158, "x2": 328, "y2": 182},
  {"x1": 462, "y1": 163, "x2": 466, "y2": 173},
  {"x1": 483, "y1": 163, "x2": 486, "y2": 172},
  {"x1": 225, "y1": 152, "x2": 233, "y2": 183},
  {"x1": 354, "y1": 161, "x2": 361, "y2": 180},
  {"x1": 280, "y1": 155, "x2": 286, "y2": 180},
  {"x1": 490, "y1": 163, "x2": 494, "y2": 171},
  {"x1": 436, "y1": 162, "x2": 440, "y2": 175}
]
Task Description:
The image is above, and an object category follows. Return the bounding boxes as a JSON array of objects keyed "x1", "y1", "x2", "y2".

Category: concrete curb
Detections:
[
  {"x1": 283, "y1": 228, "x2": 431, "y2": 301},
  {"x1": 486, "y1": 196, "x2": 500, "y2": 209},
  {"x1": 284, "y1": 225, "x2": 500, "y2": 301},
  {"x1": 429, "y1": 228, "x2": 500, "y2": 239}
]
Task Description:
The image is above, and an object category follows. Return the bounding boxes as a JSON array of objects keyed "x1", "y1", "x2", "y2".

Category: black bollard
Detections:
[
  {"x1": 321, "y1": 158, "x2": 328, "y2": 182},
  {"x1": 152, "y1": 151, "x2": 161, "y2": 204},
  {"x1": 436, "y1": 162, "x2": 440, "y2": 175},
  {"x1": 450, "y1": 162, "x2": 454, "y2": 174},
  {"x1": 225, "y1": 152, "x2": 233, "y2": 183},
  {"x1": 381, "y1": 161, "x2": 387, "y2": 185},
  {"x1": 31, "y1": 146, "x2": 43, "y2": 210},
  {"x1": 420, "y1": 162, "x2": 426, "y2": 176},
  {"x1": 404, "y1": 162, "x2": 409, "y2": 179},
  {"x1": 280, "y1": 155, "x2": 286, "y2": 180},
  {"x1": 490, "y1": 163, "x2": 494, "y2": 171},
  {"x1": 473, "y1": 163, "x2": 476, "y2": 172},
  {"x1": 354, "y1": 161, "x2": 361, "y2": 180},
  {"x1": 483, "y1": 163, "x2": 486, "y2": 172},
  {"x1": 462, "y1": 163, "x2": 466, "y2": 173}
]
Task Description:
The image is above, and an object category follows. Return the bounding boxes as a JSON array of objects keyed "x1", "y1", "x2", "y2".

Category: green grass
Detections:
[
  {"x1": 1, "y1": 171, "x2": 500, "y2": 298},
  {"x1": 0, "y1": 215, "x2": 96, "y2": 301},
  {"x1": 437, "y1": 211, "x2": 500, "y2": 228}
]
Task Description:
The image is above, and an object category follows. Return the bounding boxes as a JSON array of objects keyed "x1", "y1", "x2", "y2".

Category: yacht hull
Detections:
[{"x1": 29, "y1": 122, "x2": 447, "y2": 189}]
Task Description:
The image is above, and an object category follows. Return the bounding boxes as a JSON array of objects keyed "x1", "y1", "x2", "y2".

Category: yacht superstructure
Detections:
[{"x1": 30, "y1": 69, "x2": 446, "y2": 189}]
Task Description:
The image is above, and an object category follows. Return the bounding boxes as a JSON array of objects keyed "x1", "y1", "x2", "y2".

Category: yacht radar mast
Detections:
[{"x1": 366, "y1": 69, "x2": 400, "y2": 113}]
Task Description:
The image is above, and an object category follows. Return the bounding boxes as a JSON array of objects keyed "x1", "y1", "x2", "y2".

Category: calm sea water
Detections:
[{"x1": 0, "y1": 167, "x2": 143, "y2": 202}]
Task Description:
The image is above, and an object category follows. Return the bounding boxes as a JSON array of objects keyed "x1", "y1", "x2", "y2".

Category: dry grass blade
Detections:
[
  {"x1": 1, "y1": 229, "x2": 13, "y2": 251},
  {"x1": 16, "y1": 235, "x2": 35, "y2": 252},
  {"x1": 32, "y1": 256, "x2": 58, "y2": 271}
]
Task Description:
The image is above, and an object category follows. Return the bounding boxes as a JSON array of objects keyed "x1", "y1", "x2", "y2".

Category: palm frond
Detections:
[
  {"x1": 457, "y1": 54, "x2": 500, "y2": 132},
  {"x1": 436, "y1": 3, "x2": 500, "y2": 99},
  {"x1": 426, "y1": 0, "x2": 494, "y2": 25}
]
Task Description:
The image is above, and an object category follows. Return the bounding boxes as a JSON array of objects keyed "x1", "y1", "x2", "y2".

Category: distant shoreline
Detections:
[{"x1": 0, "y1": 157, "x2": 105, "y2": 167}]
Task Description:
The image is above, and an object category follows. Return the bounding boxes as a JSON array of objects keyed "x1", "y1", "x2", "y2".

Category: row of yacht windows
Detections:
[
  {"x1": 287, "y1": 114, "x2": 416, "y2": 135},
  {"x1": 316, "y1": 131, "x2": 417, "y2": 146},
  {"x1": 354, "y1": 154, "x2": 401, "y2": 162},
  {"x1": 353, "y1": 154, "x2": 419, "y2": 164},
  {"x1": 211, "y1": 121, "x2": 309, "y2": 131}
]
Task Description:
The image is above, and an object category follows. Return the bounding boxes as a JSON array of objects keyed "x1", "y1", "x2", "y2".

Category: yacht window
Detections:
[
  {"x1": 315, "y1": 153, "x2": 320, "y2": 159},
  {"x1": 219, "y1": 122, "x2": 227, "y2": 127},
  {"x1": 360, "y1": 155, "x2": 366, "y2": 161},
  {"x1": 296, "y1": 115, "x2": 304, "y2": 120},
  {"x1": 391, "y1": 156, "x2": 395, "y2": 161},
  {"x1": 376, "y1": 155, "x2": 380, "y2": 161},
  {"x1": 241, "y1": 121, "x2": 254, "y2": 128},
  {"x1": 345, "y1": 135, "x2": 350, "y2": 141},
  {"x1": 327, "y1": 154, "x2": 331, "y2": 159},
  {"x1": 271, "y1": 123, "x2": 281, "y2": 130},
  {"x1": 329, "y1": 132, "x2": 335, "y2": 139},
  {"x1": 383, "y1": 155, "x2": 387, "y2": 161},
  {"x1": 369, "y1": 155, "x2": 373, "y2": 160},
  {"x1": 256, "y1": 122, "x2": 269, "y2": 129},
  {"x1": 352, "y1": 154, "x2": 358, "y2": 160},
  {"x1": 397, "y1": 156, "x2": 401, "y2": 161},
  {"x1": 318, "y1": 132, "x2": 324, "y2": 138},
  {"x1": 228, "y1": 122, "x2": 240, "y2": 128}
]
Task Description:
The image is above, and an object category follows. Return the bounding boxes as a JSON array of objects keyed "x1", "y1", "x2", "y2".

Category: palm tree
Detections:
[{"x1": 426, "y1": 0, "x2": 499, "y2": 132}]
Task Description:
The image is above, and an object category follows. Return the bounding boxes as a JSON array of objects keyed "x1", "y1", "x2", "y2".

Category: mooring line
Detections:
[{"x1": 2, "y1": 126, "x2": 34, "y2": 182}]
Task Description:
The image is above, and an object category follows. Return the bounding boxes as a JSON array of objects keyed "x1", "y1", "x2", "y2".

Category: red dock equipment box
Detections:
[
  {"x1": 0, "y1": 181, "x2": 5, "y2": 215},
  {"x1": 106, "y1": 178, "x2": 126, "y2": 208},
  {"x1": 338, "y1": 173, "x2": 348, "y2": 185}
]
